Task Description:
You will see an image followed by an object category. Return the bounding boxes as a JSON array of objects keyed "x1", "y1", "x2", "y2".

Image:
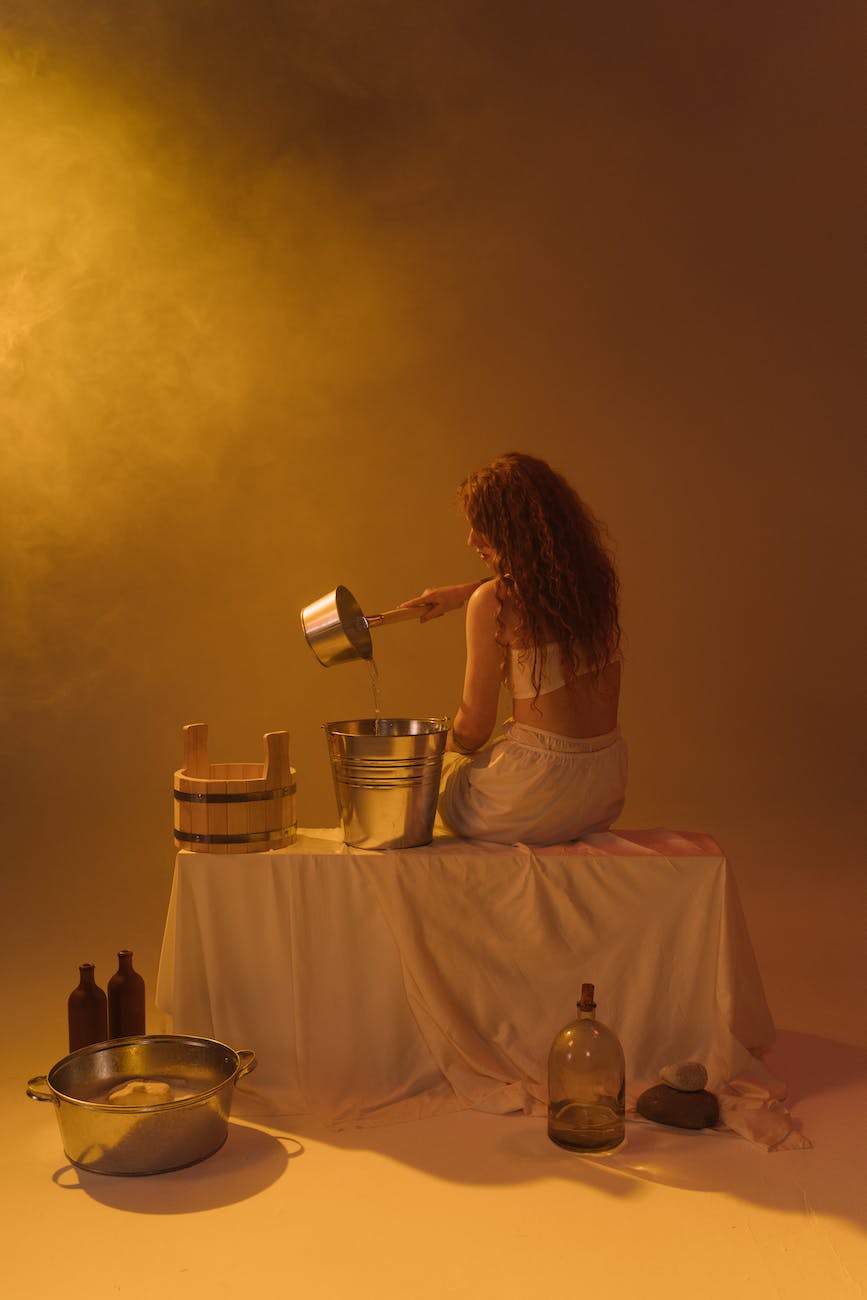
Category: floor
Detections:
[{"x1": 4, "y1": 838, "x2": 865, "y2": 1300}]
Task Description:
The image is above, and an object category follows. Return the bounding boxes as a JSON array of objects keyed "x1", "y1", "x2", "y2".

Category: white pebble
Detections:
[{"x1": 659, "y1": 1061, "x2": 708, "y2": 1092}]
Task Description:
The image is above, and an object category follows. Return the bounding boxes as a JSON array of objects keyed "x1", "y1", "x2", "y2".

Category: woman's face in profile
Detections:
[{"x1": 467, "y1": 522, "x2": 496, "y2": 570}]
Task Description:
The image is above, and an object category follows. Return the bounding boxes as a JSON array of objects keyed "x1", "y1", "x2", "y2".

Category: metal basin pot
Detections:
[
  {"x1": 301, "y1": 585, "x2": 430, "y2": 667},
  {"x1": 27, "y1": 1035, "x2": 256, "y2": 1176}
]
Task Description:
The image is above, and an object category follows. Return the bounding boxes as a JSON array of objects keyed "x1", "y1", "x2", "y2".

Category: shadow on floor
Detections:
[
  {"x1": 50, "y1": 1122, "x2": 303, "y2": 1214},
  {"x1": 238, "y1": 1029, "x2": 865, "y2": 1226}
]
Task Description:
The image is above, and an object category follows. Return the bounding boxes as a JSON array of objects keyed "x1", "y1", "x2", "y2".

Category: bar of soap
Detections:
[
  {"x1": 108, "y1": 1079, "x2": 174, "y2": 1105},
  {"x1": 659, "y1": 1061, "x2": 708, "y2": 1092},
  {"x1": 637, "y1": 1083, "x2": 719, "y2": 1129}
]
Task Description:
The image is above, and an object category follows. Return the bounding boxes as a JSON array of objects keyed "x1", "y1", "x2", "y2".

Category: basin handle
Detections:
[
  {"x1": 26, "y1": 1076, "x2": 53, "y2": 1102},
  {"x1": 235, "y1": 1050, "x2": 257, "y2": 1081}
]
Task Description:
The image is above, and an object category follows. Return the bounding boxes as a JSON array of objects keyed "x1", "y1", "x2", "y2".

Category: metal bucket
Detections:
[
  {"x1": 325, "y1": 718, "x2": 449, "y2": 849},
  {"x1": 301, "y1": 586, "x2": 431, "y2": 667}
]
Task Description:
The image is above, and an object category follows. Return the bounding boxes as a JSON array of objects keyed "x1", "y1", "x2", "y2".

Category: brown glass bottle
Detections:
[
  {"x1": 107, "y1": 949, "x2": 146, "y2": 1038},
  {"x1": 67, "y1": 963, "x2": 108, "y2": 1052}
]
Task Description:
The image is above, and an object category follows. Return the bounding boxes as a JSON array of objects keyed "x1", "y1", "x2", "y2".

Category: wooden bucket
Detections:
[{"x1": 173, "y1": 723, "x2": 297, "y2": 854}]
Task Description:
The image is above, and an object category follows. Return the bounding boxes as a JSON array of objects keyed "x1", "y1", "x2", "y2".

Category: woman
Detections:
[{"x1": 403, "y1": 452, "x2": 626, "y2": 845}]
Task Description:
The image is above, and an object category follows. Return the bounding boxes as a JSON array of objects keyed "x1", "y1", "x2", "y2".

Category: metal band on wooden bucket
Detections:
[
  {"x1": 174, "y1": 825, "x2": 297, "y2": 845},
  {"x1": 173, "y1": 784, "x2": 296, "y2": 803}
]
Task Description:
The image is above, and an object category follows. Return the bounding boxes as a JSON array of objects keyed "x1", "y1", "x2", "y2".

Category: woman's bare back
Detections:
[
  {"x1": 502, "y1": 596, "x2": 620, "y2": 738},
  {"x1": 511, "y1": 659, "x2": 620, "y2": 737}
]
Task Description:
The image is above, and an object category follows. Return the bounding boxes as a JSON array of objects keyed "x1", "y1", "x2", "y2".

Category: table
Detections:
[{"x1": 156, "y1": 826, "x2": 777, "y2": 1129}]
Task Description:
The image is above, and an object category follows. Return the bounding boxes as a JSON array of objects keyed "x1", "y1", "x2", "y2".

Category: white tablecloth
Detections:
[{"x1": 155, "y1": 826, "x2": 782, "y2": 1133}]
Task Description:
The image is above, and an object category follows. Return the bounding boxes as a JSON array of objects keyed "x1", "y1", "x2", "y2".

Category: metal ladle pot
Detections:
[{"x1": 301, "y1": 585, "x2": 430, "y2": 667}]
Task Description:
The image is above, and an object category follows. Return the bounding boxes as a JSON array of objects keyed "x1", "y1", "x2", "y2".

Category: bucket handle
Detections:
[
  {"x1": 26, "y1": 1075, "x2": 54, "y2": 1102},
  {"x1": 182, "y1": 722, "x2": 210, "y2": 778},
  {"x1": 262, "y1": 732, "x2": 291, "y2": 788},
  {"x1": 234, "y1": 1050, "x2": 257, "y2": 1082}
]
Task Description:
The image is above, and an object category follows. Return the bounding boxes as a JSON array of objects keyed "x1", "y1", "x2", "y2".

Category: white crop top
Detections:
[
  {"x1": 508, "y1": 643, "x2": 619, "y2": 699},
  {"x1": 508, "y1": 643, "x2": 568, "y2": 699}
]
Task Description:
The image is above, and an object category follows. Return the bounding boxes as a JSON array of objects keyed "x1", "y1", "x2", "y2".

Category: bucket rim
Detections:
[{"x1": 324, "y1": 717, "x2": 449, "y2": 736}]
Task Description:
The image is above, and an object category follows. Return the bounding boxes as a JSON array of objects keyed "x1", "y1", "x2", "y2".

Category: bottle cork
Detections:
[{"x1": 578, "y1": 983, "x2": 597, "y2": 1011}]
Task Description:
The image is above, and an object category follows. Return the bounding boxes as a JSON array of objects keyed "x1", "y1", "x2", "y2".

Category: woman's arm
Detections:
[
  {"x1": 400, "y1": 580, "x2": 488, "y2": 623},
  {"x1": 448, "y1": 582, "x2": 502, "y2": 753}
]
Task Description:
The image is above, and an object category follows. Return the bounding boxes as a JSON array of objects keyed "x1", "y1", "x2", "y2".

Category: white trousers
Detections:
[{"x1": 438, "y1": 720, "x2": 628, "y2": 846}]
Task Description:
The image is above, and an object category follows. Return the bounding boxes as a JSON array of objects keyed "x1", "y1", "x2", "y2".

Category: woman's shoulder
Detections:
[
  {"x1": 466, "y1": 580, "x2": 508, "y2": 645},
  {"x1": 465, "y1": 579, "x2": 497, "y2": 632},
  {"x1": 470, "y1": 582, "x2": 534, "y2": 648},
  {"x1": 467, "y1": 579, "x2": 497, "y2": 612}
]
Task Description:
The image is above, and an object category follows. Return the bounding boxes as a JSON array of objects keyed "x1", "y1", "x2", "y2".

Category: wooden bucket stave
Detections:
[{"x1": 173, "y1": 724, "x2": 297, "y2": 854}]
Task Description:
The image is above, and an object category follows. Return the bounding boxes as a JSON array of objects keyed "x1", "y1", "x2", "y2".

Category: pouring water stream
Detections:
[{"x1": 367, "y1": 658, "x2": 383, "y2": 734}]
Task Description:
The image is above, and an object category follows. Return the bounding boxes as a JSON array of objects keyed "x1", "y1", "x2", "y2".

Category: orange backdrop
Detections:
[{"x1": 1, "y1": 2, "x2": 862, "y2": 1061}]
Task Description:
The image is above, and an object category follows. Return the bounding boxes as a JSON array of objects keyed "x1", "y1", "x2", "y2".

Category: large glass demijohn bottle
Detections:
[{"x1": 547, "y1": 982, "x2": 626, "y2": 1153}]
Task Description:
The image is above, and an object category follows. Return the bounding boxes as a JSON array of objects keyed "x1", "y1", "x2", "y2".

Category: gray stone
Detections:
[
  {"x1": 659, "y1": 1060, "x2": 708, "y2": 1092},
  {"x1": 637, "y1": 1083, "x2": 720, "y2": 1130}
]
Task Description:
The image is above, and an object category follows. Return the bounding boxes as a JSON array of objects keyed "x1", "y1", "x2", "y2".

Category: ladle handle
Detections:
[{"x1": 366, "y1": 603, "x2": 433, "y2": 629}]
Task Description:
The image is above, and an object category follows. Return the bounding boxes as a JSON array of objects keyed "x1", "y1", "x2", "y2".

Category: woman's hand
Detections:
[{"x1": 399, "y1": 581, "x2": 485, "y2": 623}]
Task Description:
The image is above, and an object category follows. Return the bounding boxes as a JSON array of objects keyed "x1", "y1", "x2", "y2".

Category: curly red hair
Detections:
[{"x1": 459, "y1": 453, "x2": 621, "y2": 691}]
